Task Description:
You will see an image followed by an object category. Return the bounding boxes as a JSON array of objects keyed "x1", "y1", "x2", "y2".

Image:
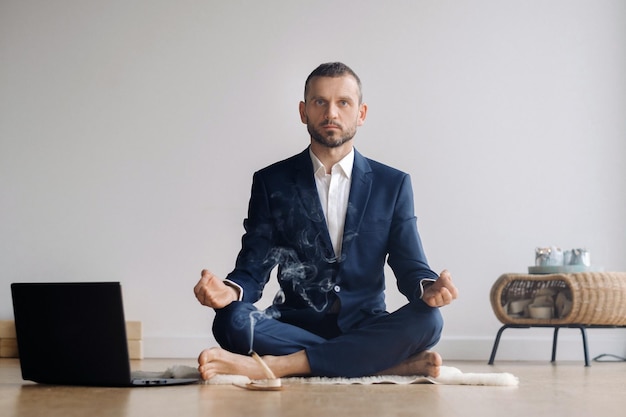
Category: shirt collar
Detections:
[{"x1": 309, "y1": 147, "x2": 355, "y2": 179}]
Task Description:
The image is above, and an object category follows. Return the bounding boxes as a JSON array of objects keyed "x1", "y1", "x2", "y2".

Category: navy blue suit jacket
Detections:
[{"x1": 225, "y1": 147, "x2": 438, "y2": 331}]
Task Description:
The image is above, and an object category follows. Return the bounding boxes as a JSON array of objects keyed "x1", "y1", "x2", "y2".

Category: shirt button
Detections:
[{"x1": 334, "y1": 285, "x2": 341, "y2": 293}]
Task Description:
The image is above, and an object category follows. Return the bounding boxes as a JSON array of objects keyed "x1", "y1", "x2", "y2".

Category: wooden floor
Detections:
[{"x1": 1, "y1": 358, "x2": 625, "y2": 417}]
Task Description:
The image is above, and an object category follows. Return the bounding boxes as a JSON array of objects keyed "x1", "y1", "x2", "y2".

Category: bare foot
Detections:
[
  {"x1": 376, "y1": 350, "x2": 442, "y2": 378},
  {"x1": 197, "y1": 347, "x2": 311, "y2": 380},
  {"x1": 198, "y1": 347, "x2": 270, "y2": 380}
]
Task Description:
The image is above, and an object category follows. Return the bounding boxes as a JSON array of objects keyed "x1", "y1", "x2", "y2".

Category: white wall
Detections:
[{"x1": 1, "y1": 0, "x2": 625, "y2": 361}]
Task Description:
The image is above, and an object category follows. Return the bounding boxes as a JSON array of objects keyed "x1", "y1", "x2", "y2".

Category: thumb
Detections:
[
  {"x1": 438, "y1": 269, "x2": 458, "y2": 298},
  {"x1": 438, "y1": 269, "x2": 452, "y2": 284}
]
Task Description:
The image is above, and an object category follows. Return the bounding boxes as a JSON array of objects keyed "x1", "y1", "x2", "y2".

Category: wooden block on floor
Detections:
[
  {"x1": 125, "y1": 321, "x2": 143, "y2": 358},
  {"x1": 127, "y1": 340, "x2": 143, "y2": 359},
  {"x1": 125, "y1": 321, "x2": 143, "y2": 340},
  {"x1": 1, "y1": 320, "x2": 143, "y2": 358},
  {"x1": 0, "y1": 321, "x2": 17, "y2": 339},
  {"x1": 0, "y1": 338, "x2": 19, "y2": 358}
]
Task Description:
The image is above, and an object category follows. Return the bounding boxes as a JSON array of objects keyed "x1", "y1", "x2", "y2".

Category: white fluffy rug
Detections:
[{"x1": 160, "y1": 365, "x2": 519, "y2": 387}]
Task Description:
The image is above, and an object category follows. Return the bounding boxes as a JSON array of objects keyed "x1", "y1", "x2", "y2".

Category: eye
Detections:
[
  {"x1": 340, "y1": 100, "x2": 349, "y2": 107},
  {"x1": 314, "y1": 99, "x2": 326, "y2": 106}
]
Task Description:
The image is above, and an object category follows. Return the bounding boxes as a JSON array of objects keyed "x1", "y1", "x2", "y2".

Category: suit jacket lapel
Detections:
[
  {"x1": 341, "y1": 149, "x2": 372, "y2": 258},
  {"x1": 292, "y1": 147, "x2": 372, "y2": 261},
  {"x1": 293, "y1": 149, "x2": 335, "y2": 258}
]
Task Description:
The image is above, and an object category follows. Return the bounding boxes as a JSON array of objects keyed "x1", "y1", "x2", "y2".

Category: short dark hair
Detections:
[{"x1": 304, "y1": 62, "x2": 363, "y2": 103}]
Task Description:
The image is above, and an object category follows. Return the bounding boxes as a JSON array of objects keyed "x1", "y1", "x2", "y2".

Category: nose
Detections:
[{"x1": 325, "y1": 103, "x2": 339, "y2": 120}]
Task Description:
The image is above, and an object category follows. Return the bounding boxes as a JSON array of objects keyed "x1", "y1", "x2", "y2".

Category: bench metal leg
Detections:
[
  {"x1": 488, "y1": 324, "x2": 511, "y2": 365},
  {"x1": 489, "y1": 324, "x2": 593, "y2": 366},
  {"x1": 578, "y1": 326, "x2": 590, "y2": 366},
  {"x1": 551, "y1": 327, "x2": 560, "y2": 363},
  {"x1": 556, "y1": 325, "x2": 591, "y2": 366}
]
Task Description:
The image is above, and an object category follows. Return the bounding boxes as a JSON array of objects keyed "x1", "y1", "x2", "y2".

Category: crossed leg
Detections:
[
  {"x1": 203, "y1": 301, "x2": 444, "y2": 380},
  {"x1": 197, "y1": 347, "x2": 442, "y2": 380}
]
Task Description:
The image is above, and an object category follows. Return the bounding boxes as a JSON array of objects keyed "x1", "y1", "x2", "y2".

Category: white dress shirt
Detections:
[{"x1": 309, "y1": 148, "x2": 354, "y2": 258}]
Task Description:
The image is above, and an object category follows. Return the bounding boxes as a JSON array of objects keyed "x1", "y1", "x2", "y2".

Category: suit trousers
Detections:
[{"x1": 212, "y1": 301, "x2": 443, "y2": 377}]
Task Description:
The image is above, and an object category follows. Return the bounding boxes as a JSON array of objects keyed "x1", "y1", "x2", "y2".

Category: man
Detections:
[{"x1": 194, "y1": 62, "x2": 458, "y2": 380}]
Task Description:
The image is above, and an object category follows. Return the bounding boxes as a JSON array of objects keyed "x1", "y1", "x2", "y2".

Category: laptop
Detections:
[{"x1": 10, "y1": 282, "x2": 198, "y2": 387}]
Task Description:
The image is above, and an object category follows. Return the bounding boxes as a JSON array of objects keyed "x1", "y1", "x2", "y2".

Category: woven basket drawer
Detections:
[{"x1": 490, "y1": 272, "x2": 626, "y2": 326}]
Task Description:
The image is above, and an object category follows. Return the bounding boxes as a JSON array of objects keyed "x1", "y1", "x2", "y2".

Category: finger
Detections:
[
  {"x1": 443, "y1": 279, "x2": 458, "y2": 300},
  {"x1": 424, "y1": 292, "x2": 441, "y2": 308},
  {"x1": 426, "y1": 288, "x2": 452, "y2": 307},
  {"x1": 202, "y1": 270, "x2": 218, "y2": 286},
  {"x1": 439, "y1": 269, "x2": 452, "y2": 283},
  {"x1": 194, "y1": 270, "x2": 207, "y2": 290},
  {"x1": 194, "y1": 270, "x2": 213, "y2": 293},
  {"x1": 449, "y1": 284, "x2": 459, "y2": 300},
  {"x1": 438, "y1": 270, "x2": 458, "y2": 299},
  {"x1": 439, "y1": 288, "x2": 452, "y2": 305},
  {"x1": 193, "y1": 280, "x2": 205, "y2": 297},
  {"x1": 194, "y1": 285, "x2": 211, "y2": 305},
  {"x1": 200, "y1": 269, "x2": 213, "y2": 285}
]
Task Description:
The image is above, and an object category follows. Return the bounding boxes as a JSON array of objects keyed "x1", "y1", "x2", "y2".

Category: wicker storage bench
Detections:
[{"x1": 488, "y1": 271, "x2": 626, "y2": 366}]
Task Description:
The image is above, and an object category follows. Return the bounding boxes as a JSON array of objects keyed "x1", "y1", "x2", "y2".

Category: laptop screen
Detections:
[{"x1": 11, "y1": 282, "x2": 132, "y2": 386}]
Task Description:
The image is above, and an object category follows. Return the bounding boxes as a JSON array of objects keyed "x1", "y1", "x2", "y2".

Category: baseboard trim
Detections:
[
  {"x1": 143, "y1": 330, "x2": 626, "y2": 362},
  {"x1": 436, "y1": 330, "x2": 626, "y2": 362}
]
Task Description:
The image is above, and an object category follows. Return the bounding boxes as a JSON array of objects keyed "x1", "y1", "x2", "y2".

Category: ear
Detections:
[
  {"x1": 357, "y1": 102, "x2": 368, "y2": 126},
  {"x1": 299, "y1": 101, "x2": 308, "y2": 124}
]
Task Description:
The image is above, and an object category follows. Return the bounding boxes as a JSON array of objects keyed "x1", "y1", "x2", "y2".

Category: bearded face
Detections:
[
  {"x1": 299, "y1": 75, "x2": 367, "y2": 151},
  {"x1": 307, "y1": 118, "x2": 357, "y2": 149}
]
